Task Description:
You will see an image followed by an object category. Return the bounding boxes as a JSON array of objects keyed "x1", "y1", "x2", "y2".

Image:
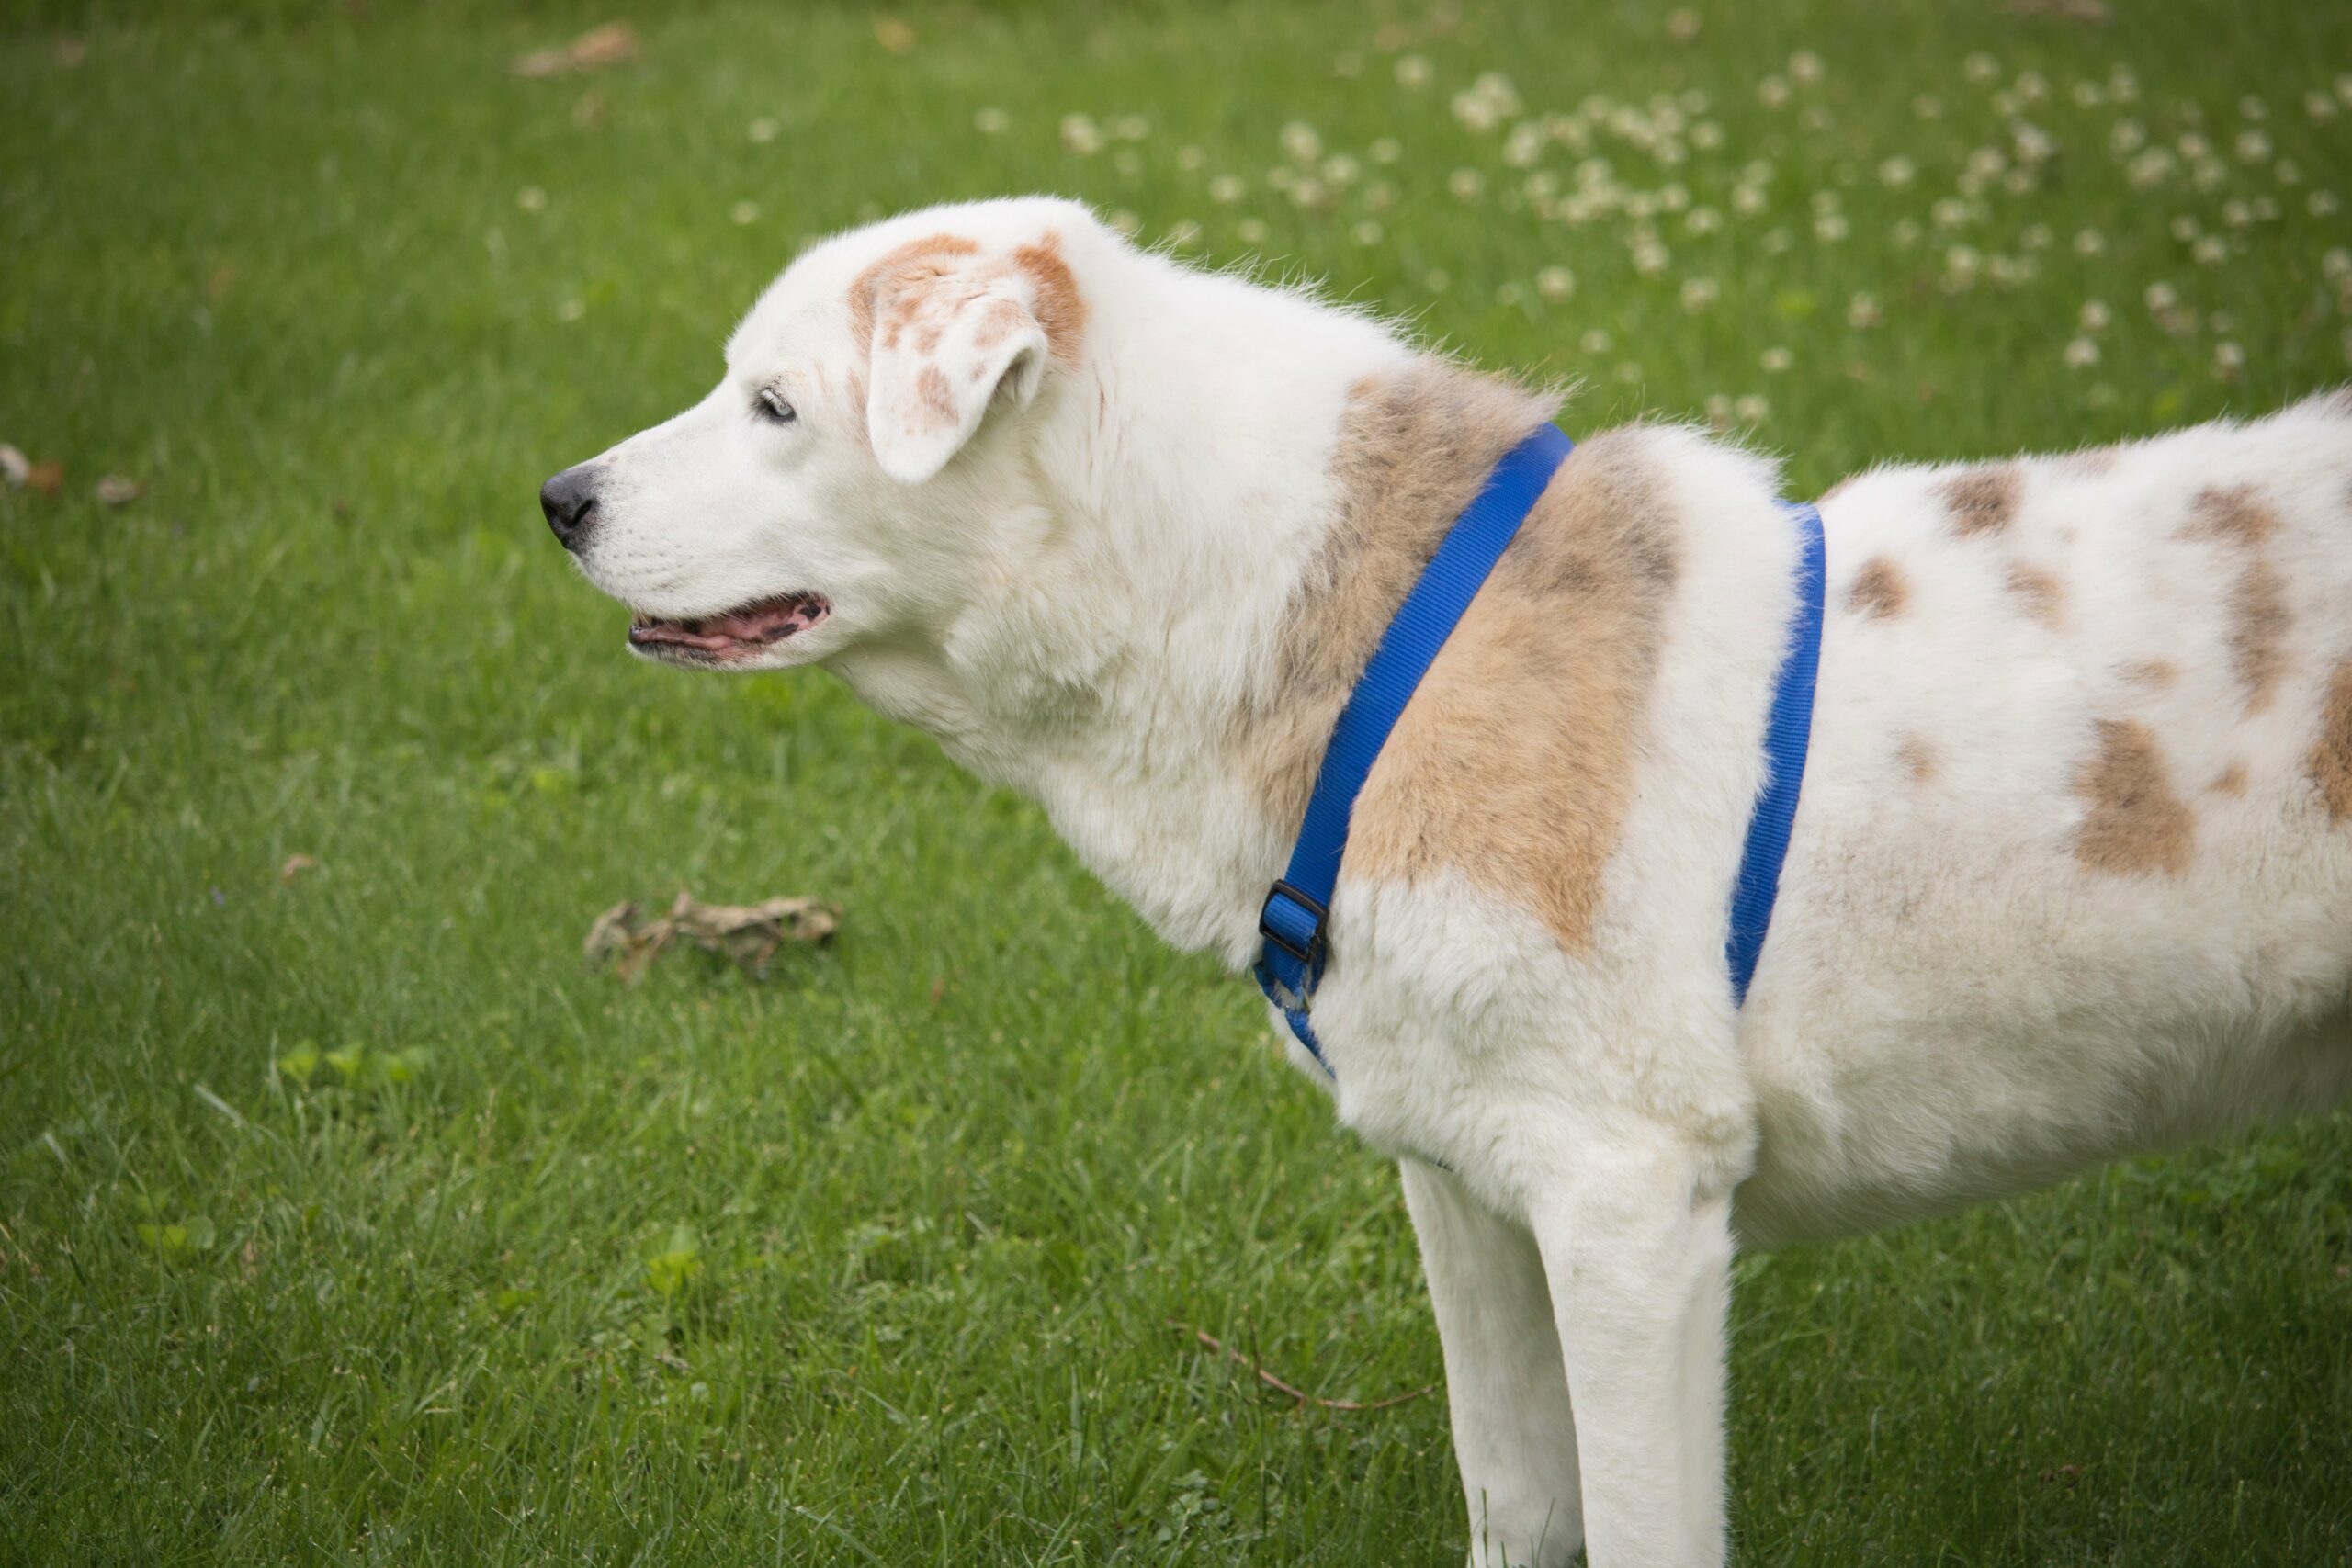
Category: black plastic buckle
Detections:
[{"x1": 1258, "y1": 880, "x2": 1329, "y2": 967}]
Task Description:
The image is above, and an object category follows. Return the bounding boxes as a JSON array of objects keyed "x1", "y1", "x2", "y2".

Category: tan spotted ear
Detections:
[{"x1": 864, "y1": 258, "x2": 1053, "y2": 485}]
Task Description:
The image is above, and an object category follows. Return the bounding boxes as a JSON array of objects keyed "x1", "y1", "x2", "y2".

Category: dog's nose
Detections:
[{"x1": 540, "y1": 464, "x2": 599, "y2": 552}]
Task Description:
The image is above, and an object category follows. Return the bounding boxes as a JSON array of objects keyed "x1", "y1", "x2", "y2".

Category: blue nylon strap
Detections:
[
  {"x1": 1255, "y1": 423, "x2": 1576, "y2": 1074},
  {"x1": 1724, "y1": 502, "x2": 1827, "y2": 1005}
]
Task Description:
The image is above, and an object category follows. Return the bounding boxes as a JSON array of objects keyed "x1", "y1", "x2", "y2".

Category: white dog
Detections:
[{"x1": 542, "y1": 196, "x2": 2352, "y2": 1567}]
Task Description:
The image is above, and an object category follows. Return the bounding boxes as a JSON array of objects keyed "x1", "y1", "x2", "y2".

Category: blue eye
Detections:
[{"x1": 756, "y1": 387, "x2": 797, "y2": 423}]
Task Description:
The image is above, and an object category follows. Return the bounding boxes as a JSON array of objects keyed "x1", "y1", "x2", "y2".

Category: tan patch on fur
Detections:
[
  {"x1": 2226, "y1": 558, "x2": 2290, "y2": 714},
  {"x1": 2308, "y1": 660, "x2": 2352, "y2": 821},
  {"x1": 2074, "y1": 718, "x2": 2193, "y2": 876},
  {"x1": 1234, "y1": 365, "x2": 1674, "y2": 955},
  {"x1": 1896, "y1": 735, "x2": 1938, "y2": 784},
  {"x1": 1012, "y1": 232, "x2": 1087, "y2": 366},
  {"x1": 1845, "y1": 557, "x2": 1906, "y2": 619},
  {"x1": 915, "y1": 364, "x2": 956, "y2": 423},
  {"x1": 2181, "y1": 482, "x2": 2280, "y2": 548},
  {"x1": 2122, "y1": 658, "x2": 2177, "y2": 688},
  {"x1": 1940, "y1": 465, "x2": 2022, "y2": 536},
  {"x1": 970, "y1": 297, "x2": 1027, "y2": 352},
  {"x1": 848, "y1": 233, "x2": 979, "y2": 356},
  {"x1": 2005, "y1": 562, "x2": 2065, "y2": 629},
  {"x1": 2209, "y1": 762, "x2": 2249, "y2": 797}
]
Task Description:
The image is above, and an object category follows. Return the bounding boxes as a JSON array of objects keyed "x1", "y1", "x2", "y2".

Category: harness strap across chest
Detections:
[{"x1": 1253, "y1": 423, "x2": 1827, "y2": 1076}]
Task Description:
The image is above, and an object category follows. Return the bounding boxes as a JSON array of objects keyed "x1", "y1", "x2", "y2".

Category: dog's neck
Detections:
[{"x1": 830, "y1": 248, "x2": 1555, "y2": 969}]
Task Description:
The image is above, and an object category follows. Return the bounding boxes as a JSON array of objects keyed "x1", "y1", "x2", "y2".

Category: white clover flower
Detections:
[
  {"x1": 2191, "y1": 235, "x2": 2225, "y2": 265},
  {"x1": 1369, "y1": 138, "x2": 1401, "y2": 165},
  {"x1": 1667, "y1": 8, "x2": 1702, "y2": 40},
  {"x1": 2079, "y1": 299, "x2": 2112, "y2": 331},
  {"x1": 748, "y1": 118, "x2": 780, "y2": 143},
  {"x1": 2126, "y1": 149, "x2": 2175, "y2": 189},
  {"x1": 1265, "y1": 164, "x2": 1294, "y2": 190},
  {"x1": 1395, "y1": 54, "x2": 1431, "y2": 89},
  {"x1": 1704, "y1": 394, "x2": 1734, "y2": 432},
  {"x1": 1690, "y1": 121, "x2": 1724, "y2": 150},
  {"x1": 2169, "y1": 214, "x2": 2200, "y2": 243},
  {"x1": 2021, "y1": 222, "x2": 2052, "y2": 250},
  {"x1": 1287, "y1": 176, "x2": 1327, "y2": 209},
  {"x1": 729, "y1": 199, "x2": 761, "y2": 224},
  {"x1": 2277, "y1": 158, "x2": 2302, "y2": 185},
  {"x1": 1679, "y1": 276, "x2": 1719, "y2": 311},
  {"x1": 1177, "y1": 145, "x2": 1205, "y2": 171},
  {"x1": 2308, "y1": 91, "x2": 2339, "y2": 121},
  {"x1": 1280, "y1": 121, "x2": 1322, "y2": 164},
  {"x1": 1346, "y1": 220, "x2": 1382, "y2": 247},
  {"x1": 1208, "y1": 175, "x2": 1245, "y2": 204},
  {"x1": 1914, "y1": 94, "x2": 1944, "y2": 119},
  {"x1": 1114, "y1": 115, "x2": 1149, "y2": 141},
  {"x1": 1932, "y1": 197, "x2": 1970, "y2": 229},
  {"x1": 2144, "y1": 280, "x2": 2179, "y2": 311},
  {"x1": 1537, "y1": 265, "x2": 1577, "y2": 301},
  {"x1": 1988, "y1": 254, "x2": 2031, "y2": 288},
  {"x1": 1633, "y1": 239, "x2": 1671, "y2": 276},
  {"x1": 1736, "y1": 393, "x2": 1770, "y2": 423},
  {"x1": 2109, "y1": 66, "x2": 2140, "y2": 102},
  {"x1": 2015, "y1": 68, "x2": 2047, "y2": 101},
  {"x1": 973, "y1": 107, "x2": 1009, "y2": 135},
  {"x1": 2235, "y1": 129, "x2": 2272, "y2": 163},
  {"x1": 1322, "y1": 154, "x2": 1360, "y2": 186},
  {"x1": 1424, "y1": 267, "x2": 1450, "y2": 292},
  {"x1": 2213, "y1": 340, "x2": 2245, "y2": 375},
  {"x1": 1760, "y1": 345, "x2": 1792, "y2": 372},
  {"x1": 1580, "y1": 327, "x2": 1613, "y2": 354},
  {"x1": 2323, "y1": 246, "x2": 2352, "y2": 282},
  {"x1": 1815, "y1": 212, "x2": 1849, "y2": 242},
  {"x1": 1790, "y1": 51, "x2": 1825, "y2": 85},
  {"x1": 1503, "y1": 122, "x2": 1545, "y2": 167},
  {"x1": 2110, "y1": 118, "x2": 2146, "y2": 153},
  {"x1": 1686, "y1": 206, "x2": 1722, "y2": 234},
  {"x1": 2312, "y1": 190, "x2": 2341, "y2": 217},
  {"x1": 1762, "y1": 228, "x2": 1794, "y2": 254},
  {"x1": 2178, "y1": 131, "x2": 2211, "y2": 161},
  {"x1": 1166, "y1": 220, "x2": 1202, "y2": 247},
  {"x1": 516, "y1": 185, "x2": 548, "y2": 212},
  {"x1": 2337, "y1": 72, "x2": 2352, "y2": 105},
  {"x1": 1364, "y1": 180, "x2": 1397, "y2": 211},
  {"x1": 1847, "y1": 291, "x2": 1882, "y2": 327},
  {"x1": 1758, "y1": 75, "x2": 1791, "y2": 108},
  {"x1": 1893, "y1": 217, "x2": 1922, "y2": 246},
  {"x1": 1108, "y1": 209, "x2": 1141, "y2": 236},
  {"x1": 2222, "y1": 199, "x2": 2252, "y2": 229},
  {"x1": 2074, "y1": 227, "x2": 2105, "y2": 255},
  {"x1": 2064, "y1": 337, "x2": 2099, "y2": 369},
  {"x1": 1616, "y1": 362, "x2": 1645, "y2": 384},
  {"x1": 1963, "y1": 52, "x2": 1998, "y2": 84},
  {"x1": 1878, "y1": 156, "x2": 1916, "y2": 187},
  {"x1": 1449, "y1": 168, "x2": 1486, "y2": 201},
  {"x1": 2072, "y1": 80, "x2": 2104, "y2": 108},
  {"x1": 1733, "y1": 184, "x2": 1768, "y2": 216},
  {"x1": 1237, "y1": 218, "x2": 1268, "y2": 244},
  {"x1": 1059, "y1": 113, "x2": 1102, "y2": 154}
]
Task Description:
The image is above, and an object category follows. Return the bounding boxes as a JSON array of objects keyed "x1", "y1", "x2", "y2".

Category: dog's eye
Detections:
[{"x1": 755, "y1": 387, "x2": 797, "y2": 424}]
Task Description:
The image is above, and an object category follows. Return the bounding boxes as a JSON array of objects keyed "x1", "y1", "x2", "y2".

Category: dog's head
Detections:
[{"x1": 540, "y1": 197, "x2": 1102, "y2": 671}]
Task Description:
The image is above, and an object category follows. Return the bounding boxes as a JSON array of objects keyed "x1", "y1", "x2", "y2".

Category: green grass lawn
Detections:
[{"x1": 5, "y1": 2, "x2": 2350, "y2": 1562}]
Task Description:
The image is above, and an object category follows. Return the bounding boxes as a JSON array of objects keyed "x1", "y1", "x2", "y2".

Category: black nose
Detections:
[{"x1": 540, "y1": 465, "x2": 599, "y2": 551}]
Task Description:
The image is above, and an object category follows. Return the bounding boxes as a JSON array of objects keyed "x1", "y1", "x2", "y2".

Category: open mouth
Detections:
[{"x1": 628, "y1": 592, "x2": 831, "y2": 662}]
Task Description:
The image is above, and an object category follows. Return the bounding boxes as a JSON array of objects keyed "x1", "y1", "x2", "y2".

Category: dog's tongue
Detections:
[{"x1": 630, "y1": 594, "x2": 830, "y2": 656}]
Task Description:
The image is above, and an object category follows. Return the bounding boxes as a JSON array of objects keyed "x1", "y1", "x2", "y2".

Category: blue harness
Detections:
[{"x1": 1253, "y1": 423, "x2": 1827, "y2": 1074}]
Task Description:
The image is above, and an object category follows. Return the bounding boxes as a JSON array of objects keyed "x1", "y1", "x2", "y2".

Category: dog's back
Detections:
[{"x1": 1736, "y1": 390, "x2": 2352, "y2": 1243}]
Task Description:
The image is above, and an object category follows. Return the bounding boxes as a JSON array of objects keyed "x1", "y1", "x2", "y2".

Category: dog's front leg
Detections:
[
  {"x1": 1528, "y1": 1139, "x2": 1734, "y2": 1568},
  {"x1": 1401, "y1": 1158, "x2": 1584, "y2": 1568}
]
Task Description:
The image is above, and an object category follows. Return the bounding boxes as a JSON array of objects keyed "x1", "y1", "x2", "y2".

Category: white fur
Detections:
[{"x1": 555, "y1": 197, "x2": 2352, "y2": 1567}]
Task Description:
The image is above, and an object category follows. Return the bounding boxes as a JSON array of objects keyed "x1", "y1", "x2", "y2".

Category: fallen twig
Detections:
[{"x1": 1166, "y1": 1319, "x2": 1436, "y2": 1412}]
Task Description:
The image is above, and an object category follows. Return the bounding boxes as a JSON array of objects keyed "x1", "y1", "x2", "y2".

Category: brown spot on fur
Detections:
[
  {"x1": 1235, "y1": 365, "x2": 1672, "y2": 955},
  {"x1": 1940, "y1": 465, "x2": 2021, "y2": 536},
  {"x1": 1012, "y1": 232, "x2": 1087, "y2": 366},
  {"x1": 2181, "y1": 483, "x2": 2280, "y2": 548},
  {"x1": 848, "y1": 233, "x2": 980, "y2": 355},
  {"x1": 1896, "y1": 735, "x2": 1937, "y2": 784},
  {"x1": 2226, "y1": 558, "x2": 2290, "y2": 714},
  {"x1": 2209, "y1": 762, "x2": 2249, "y2": 797},
  {"x1": 2122, "y1": 658, "x2": 2177, "y2": 688},
  {"x1": 1845, "y1": 557, "x2": 1906, "y2": 619},
  {"x1": 2074, "y1": 718, "x2": 2192, "y2": 876},
  {"x1": 2005, "y1": 562, "x2": 2065, "y2": 629},
  {"x1": 970, "y1": 297, "x2": 1027, "y2": 352},
  {"x1": 2308, "y1": 660, "x2": 2352, "y2": 821},
  {"x1": 915, "y1": 364, "x2": 956, "y2": 423}
]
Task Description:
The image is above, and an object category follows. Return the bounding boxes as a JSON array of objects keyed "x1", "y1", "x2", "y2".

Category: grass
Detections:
[{"x1": 3, "y1": 1, "x2": 2350, "y2": 1562}]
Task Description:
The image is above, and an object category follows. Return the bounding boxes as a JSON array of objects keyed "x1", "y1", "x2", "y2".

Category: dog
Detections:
[{"x1": 541, "y1": 196, "x2": 2352, "y2": 1567}]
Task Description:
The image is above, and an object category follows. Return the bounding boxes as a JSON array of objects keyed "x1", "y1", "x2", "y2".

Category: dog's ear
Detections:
[{"x1": 864, "y1": 259, "x2": 1054, "y2": 485}]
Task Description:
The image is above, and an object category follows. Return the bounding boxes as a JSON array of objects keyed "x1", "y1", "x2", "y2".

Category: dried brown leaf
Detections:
[
  {"x1": 279, "y1": 853, "x2": 318, "y2": 884},
  {"x1": 585, "y1": 891, "x2": 837, "y2": 983},
  {"x1": 96, "y1": 475, "x2": 141, "y2": 506}
]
